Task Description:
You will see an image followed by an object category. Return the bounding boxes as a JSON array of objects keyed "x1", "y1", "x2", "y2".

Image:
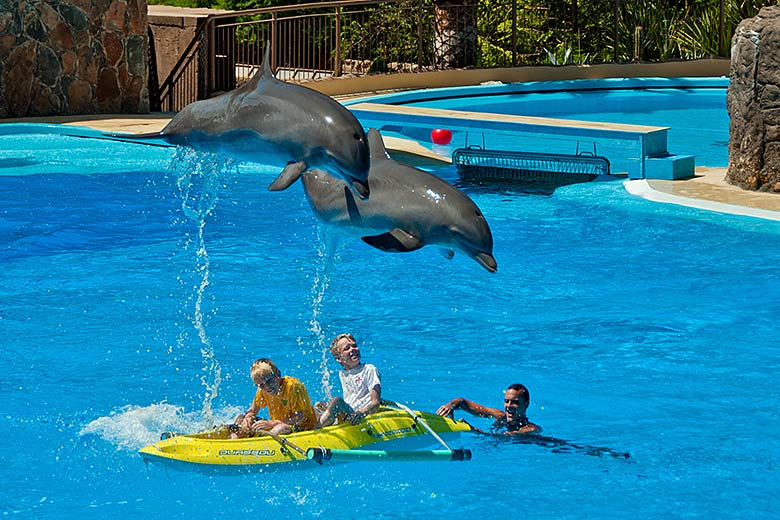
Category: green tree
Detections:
[{"x1": 148, "y1": 0, "x2": 213, "y2": 7}]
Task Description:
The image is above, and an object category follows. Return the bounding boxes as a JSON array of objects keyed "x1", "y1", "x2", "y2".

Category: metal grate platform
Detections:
[{"x1": 452, "y1": 146, "x2": 610, "y2": 184}]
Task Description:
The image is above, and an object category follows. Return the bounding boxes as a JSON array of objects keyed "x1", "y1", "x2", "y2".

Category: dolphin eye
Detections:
[{"x1": 353, "y1": 133, "x2": 361, "y2": 140}]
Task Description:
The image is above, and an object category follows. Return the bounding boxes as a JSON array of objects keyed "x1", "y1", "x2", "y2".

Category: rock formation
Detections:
[
  {"x1": 727, "y1": 5, "x2": 780, "y2": 192},
  {"x1": 0, "y1": 0, "x2": 149, "y2": 117}
]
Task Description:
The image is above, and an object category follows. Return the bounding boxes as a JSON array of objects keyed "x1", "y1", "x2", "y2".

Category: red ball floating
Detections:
[{"x1": 431, "y1": 128, "x2": 452, "y2": 145}]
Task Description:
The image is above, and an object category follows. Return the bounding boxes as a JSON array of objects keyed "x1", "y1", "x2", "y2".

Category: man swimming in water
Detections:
[{"x1": 436, "y1": 383, "x2": 541, "y2": 435}]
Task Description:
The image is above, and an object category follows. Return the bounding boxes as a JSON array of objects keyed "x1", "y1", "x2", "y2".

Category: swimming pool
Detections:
[
  {"x1": 2, "y1": 88, "x2": 779, "y2": 518},
  {"x1": 349, "y1": 77, "x2": 730, "y2": 173}
]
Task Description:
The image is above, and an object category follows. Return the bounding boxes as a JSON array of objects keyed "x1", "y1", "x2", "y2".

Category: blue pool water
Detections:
[{"x1": 2, "y1": 93, "x2": 779, "y2": 517}]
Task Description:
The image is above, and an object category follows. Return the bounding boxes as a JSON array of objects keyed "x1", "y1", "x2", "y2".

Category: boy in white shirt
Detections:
[{"x1": 317, "y1": 333, "x2": 382, "y2": 427}]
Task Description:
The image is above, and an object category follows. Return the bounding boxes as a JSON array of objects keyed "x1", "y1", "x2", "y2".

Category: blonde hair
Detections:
[
  {"x1": 250, "y1": 358, "x2": 281, "y2": 380},
  {"x1": 329, "y1": 333, "x2": 356, "y2": 357}
]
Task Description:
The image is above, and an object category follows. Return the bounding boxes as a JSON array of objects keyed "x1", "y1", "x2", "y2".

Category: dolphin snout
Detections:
[
  {"x1": 474, "y1": 252, "x2": 498, "y2": 273},
  {"x1": 332, "y1": 157, "x2": 369, "y2": 198},
  {"x1": 351, "y1": 179, "x2": 370, "y2": 199}
]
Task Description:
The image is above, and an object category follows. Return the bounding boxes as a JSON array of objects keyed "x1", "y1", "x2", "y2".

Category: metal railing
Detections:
[{"x1": 156, "y1": 0, "x2": 774, "y2": 111}]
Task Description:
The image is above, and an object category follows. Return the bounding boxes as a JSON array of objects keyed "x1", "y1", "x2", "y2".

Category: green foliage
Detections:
[
  {"x1": 148, "y1": 0, "x2": 304, "y2": 8},
  {"x1": 148, "y1": 0, "x2": 213, "y2": 7},
  {"x1": 616, "y1": 0, "x2": 681, "y2": 61},
  {"x1": 544, "y1": 44, "x2": 590, "y2": 66},
  {"x1": 149, "y1": 0, "x2": 780, "y2": 75},
  {"x1": 478, "y1": 39, "x2": 513, "y2": 68},
  {"x1": 477, "y1": 0, "x2": 556, "y2": 67},
  {"x1": 338, "y1": 2, "x2": 426, "y2": 72},
  {"x1": 212, "y1": 0, "x2": 279, "y2": 9},
  {"x1": 673, "y1": 0, "x2": 777, "y2": 58}
]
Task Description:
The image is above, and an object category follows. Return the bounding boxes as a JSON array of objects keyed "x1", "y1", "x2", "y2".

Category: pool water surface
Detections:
[{"x1": 1, "y1": 86, "x2": 778, "y2": 519}]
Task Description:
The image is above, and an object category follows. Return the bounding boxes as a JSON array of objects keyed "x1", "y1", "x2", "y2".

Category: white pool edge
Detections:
[{"x1": 624, "y1": 179, "x2": 780, "y2": 221}]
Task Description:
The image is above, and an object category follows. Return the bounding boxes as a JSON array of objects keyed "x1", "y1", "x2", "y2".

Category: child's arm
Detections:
[
  {"x1": 347, "y1": 384, "x2": 381, "y2": 424},
  {"x1": 240, "y1": 402, "x2": 261, "y2": 428},
  {"x1": 252, "y1": 380, "x2": 315, "y2": 433},
  {"x1": 250, "y1": 415, "x2": 300, "y2": 435},
  {"x1": 366, "y1": 384, "x2": 381, "y2": 414}
]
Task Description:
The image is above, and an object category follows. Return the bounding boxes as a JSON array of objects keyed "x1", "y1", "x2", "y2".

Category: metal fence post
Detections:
[
  {"x1": 719, "y1": 0, "x2": 725, "y2": 57},
  {"x1": 418, "y1": 0, "x2": 423, "y2": 70},
  {"x1": 335, "y1": 6, "x2": 342, "y2": 77},
  {"x1": 512, "y1": 0, "x2": 517, "y2": 66},
  {"x1": 207, "y1": 17, "x2": 215, "y2": 97},
  {"x1": 271, "y1": 11, "x2": 278, "y2": 73},
  {"x1": 613, "y1": 0, "x2": 619, "y2": 62}
]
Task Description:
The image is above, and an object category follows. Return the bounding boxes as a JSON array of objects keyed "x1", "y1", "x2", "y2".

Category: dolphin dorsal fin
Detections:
[
  {"x1": 262, "y1": 41, "x2": 274, "y2": 78},
  {"x1": 245, "y1": 41, "x2": 274, "y2": 90},
  {"x1": 368, "y1": 128, "x2": 390, "y2": 161}
]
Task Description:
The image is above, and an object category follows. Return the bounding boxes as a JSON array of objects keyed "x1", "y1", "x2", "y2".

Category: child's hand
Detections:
[
  {"x1": 347, "y1": 410, "x2": 366, "y2": 424},
  {"x1": 251, "y1": 419, "x2": 275, "y2": 431}
]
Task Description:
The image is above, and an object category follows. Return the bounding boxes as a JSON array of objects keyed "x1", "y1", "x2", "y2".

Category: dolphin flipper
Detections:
[
  {"x1": 362, "y1": 228, "x2": 424, "y2": 253},
  {"x1": 268, "y1": 161, "x2": 307, "y2": 191},
  {"x1": 439, "y1": 248, "x2": 455, "y2": 260}
]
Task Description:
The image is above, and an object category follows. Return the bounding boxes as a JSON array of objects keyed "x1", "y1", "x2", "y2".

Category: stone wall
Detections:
[
  {"x1": 727, "y1": 6, "x2": 780, "y2": 192},
  {"x1": 0, "y1": 0, "x2": 149, "y2": 117},
  {"x1": 147, "y1": 6, "x2": 220, "y2": 90}
]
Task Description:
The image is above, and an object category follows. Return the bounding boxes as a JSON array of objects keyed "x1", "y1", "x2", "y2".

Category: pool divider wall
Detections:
[
  {"x1": 349, "y1": 101, "x2": 696, "y2": 180},
  {"x1": 310, "y1": 60, "x2": 729, "y2": 99},
  {"x1": 346, "y1": 76, "x2": 719, "y2": 180},
  {"x1": 645, "y1": 155, "x2": 697, "y2": 180},
  {"x1": 343, "y1": 76, "x2": 729, "y2": 107}
]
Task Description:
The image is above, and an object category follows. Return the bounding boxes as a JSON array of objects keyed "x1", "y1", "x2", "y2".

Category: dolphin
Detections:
[
  {"x1": 300, "y1": 128, "x2": 497, "y2": 272},
  {"x1": 125, "y1": 43, "x2": 370, "y2": 198}
]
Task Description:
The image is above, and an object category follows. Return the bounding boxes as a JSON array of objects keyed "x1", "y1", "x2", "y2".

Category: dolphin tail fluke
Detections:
[
  {"x1": 362, "y1": 229, "x2": 423, "y2": 253},
  {"x1": 268, "y1": 161, "x2": 307, "y2": 191},
  {"x1": 367, "y1": 128, "x2": 390, "y2": 161}
]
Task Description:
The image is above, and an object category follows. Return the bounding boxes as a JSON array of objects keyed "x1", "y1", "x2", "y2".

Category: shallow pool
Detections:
[{"x1": 1, "y1": 117, "x2": 779, "y2": 519}]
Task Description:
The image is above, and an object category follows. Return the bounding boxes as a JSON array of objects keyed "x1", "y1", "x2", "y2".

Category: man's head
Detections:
[
  {"x1": 251, "y1": 358, "x2": 282, "y2": 395},
  {"x1": 329, "y1": 333, "x2": 361, "y2": 370},
  {"x1": 503, "y1": 383, "x2": 530, "y2": 425}
]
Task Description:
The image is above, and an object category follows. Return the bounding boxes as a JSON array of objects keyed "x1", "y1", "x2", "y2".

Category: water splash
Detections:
[
  {"x1": 169, "y1": 147, "x2": 235, "y2": 425},
  {"x1": 306, "y1": 224, "x2": 343, "y2": 400},
  {"x1": 79, "y1": 403, "x2": 242, "y2": 451}
]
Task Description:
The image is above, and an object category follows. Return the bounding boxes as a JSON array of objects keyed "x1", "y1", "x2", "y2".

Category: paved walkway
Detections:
[
  {"x1": 2, "y1": 114, "x2": 779, "y2": 220},
  {"x1": 628, "y1": 168, "x2": 780, "y2": 221}
]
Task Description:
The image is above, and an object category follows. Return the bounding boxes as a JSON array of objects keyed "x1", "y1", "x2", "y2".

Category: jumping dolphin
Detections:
[
  {"x1": 125, "y1": 43, "x2": 370, "y2": 198},
  {"x1": 300, "y1": 129, "x2": 497, "y2": 272}
]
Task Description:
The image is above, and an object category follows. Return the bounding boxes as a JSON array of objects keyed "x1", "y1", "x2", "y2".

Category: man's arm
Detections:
[{"x1": 436, "y1": 398, "x2": 504, "y2": 421}]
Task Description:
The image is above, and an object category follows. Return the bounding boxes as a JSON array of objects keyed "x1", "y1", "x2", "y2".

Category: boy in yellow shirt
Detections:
[{"x1": 232, "y1": 358, "x2": 317, "y2": 437}]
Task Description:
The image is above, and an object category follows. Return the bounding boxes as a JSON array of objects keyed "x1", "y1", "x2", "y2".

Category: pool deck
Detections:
[{"x1": 2, "y1": 114, "x2": 780, "y2": 221}]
